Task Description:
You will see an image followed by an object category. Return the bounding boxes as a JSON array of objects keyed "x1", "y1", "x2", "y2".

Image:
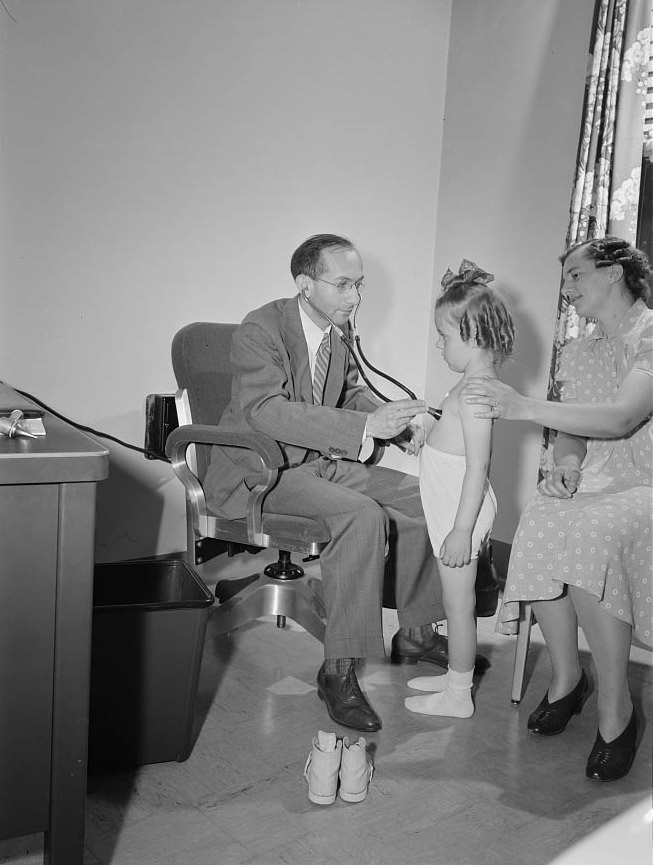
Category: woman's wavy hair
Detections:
[{"x1": 561, "y1": 236, "x2": 652, "y2": 302}]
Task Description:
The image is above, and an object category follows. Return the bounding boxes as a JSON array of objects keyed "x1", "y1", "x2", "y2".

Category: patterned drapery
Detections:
[{"x1": 540, "y1": 0, "x2": 652, "y2": 473}]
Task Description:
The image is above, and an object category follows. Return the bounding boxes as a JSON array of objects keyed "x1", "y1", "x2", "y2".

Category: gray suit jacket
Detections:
[{"x1": 204, "y1": 295, "x2": 380, "y2": 517}]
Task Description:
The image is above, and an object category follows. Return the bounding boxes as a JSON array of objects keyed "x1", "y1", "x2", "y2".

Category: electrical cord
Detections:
[{"x1": 10, "y1": 386, "x2": 170, "y2": 462}]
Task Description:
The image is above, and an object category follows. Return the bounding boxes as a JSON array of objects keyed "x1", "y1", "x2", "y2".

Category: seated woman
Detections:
[{"x1": 464, "y1": 235, "x2": 652, "y2": 782}]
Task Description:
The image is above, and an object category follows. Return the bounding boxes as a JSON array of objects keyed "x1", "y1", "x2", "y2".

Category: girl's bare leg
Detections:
[{"x1": 405, "y1": 561, "x2": 476, "y2": 716}]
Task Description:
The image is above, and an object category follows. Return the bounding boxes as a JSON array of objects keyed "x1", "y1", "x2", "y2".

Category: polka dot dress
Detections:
[{"x1": 499, "y1": 301, "x2": 653, "y2": 647}]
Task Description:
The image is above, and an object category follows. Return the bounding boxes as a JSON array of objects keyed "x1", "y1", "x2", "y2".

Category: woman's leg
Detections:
[
  {"x1": 569, "y1": 586, "x2": 633, "y2": 741},
  {"x1": 532, "y1": 593, "x2": 583, "y2": 701}
]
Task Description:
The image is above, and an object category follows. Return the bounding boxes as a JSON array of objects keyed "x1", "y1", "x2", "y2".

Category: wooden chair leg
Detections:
[{"x1": 511, "y1": 602, "x2": 533, "y2": 705}]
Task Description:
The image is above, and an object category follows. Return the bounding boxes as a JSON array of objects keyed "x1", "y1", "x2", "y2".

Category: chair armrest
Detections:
[
  {"x1": 166, "y1": 424, "x2": 284, "y2": 467},
  {"x1": 165, "y1": 424, "x2": 284, "y2": 546}
]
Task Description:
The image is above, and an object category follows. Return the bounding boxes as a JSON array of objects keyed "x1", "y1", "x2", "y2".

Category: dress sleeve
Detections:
[{"x1": 631, "y1": 319, "x2": 653, "y2": 378}]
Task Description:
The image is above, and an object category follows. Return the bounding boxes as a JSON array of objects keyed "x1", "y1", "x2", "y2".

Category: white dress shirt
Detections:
[{"x1": 298, "y1": 299, "x2": 331, "y2": 381}]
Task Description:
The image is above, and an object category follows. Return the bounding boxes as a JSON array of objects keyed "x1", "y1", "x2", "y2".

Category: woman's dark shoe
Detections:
[
  {"x1": 585, "y1": 710, "x2": 637, "y2": 782},
  {"x1": 527, "y1": 669, "x2": 589, "y2": 736}
]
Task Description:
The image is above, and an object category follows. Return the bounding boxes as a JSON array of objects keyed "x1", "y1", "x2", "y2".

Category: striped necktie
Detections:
[{"x1": 312, "y1": 330, "x2": 331, "y2": 405}]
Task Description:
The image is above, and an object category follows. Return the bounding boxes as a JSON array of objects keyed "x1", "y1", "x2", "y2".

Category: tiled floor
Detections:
[{"x1": 2, "y1": 550, "x2": 651, "y2": 865}]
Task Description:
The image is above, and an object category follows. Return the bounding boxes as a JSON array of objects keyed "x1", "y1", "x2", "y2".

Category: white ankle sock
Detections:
[{"x1": 405, "y1": 668, "x2": 474, "y2": 717}]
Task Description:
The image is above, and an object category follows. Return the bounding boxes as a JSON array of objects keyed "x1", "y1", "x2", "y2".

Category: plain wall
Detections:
[
  {"x1": 0, "y1": 0, "x2": 596, "y2": 558},
  {"x1": 1, "y1": 0, "x2": 450, "y2": 560}
]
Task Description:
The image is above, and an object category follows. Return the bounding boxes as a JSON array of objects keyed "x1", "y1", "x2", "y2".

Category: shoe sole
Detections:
[
  {"x1": 390, "y1": 652, "x2": 420, "y2": 665},
  {"x1": 339, "y1": 789, "x2": 368, "y2": 803},
  {"x1": 585, "y1": 762, "x2": 635, "y2": 782},
  {"x1": 307, "y1": 790, "x2": 337, "y2": 805}
]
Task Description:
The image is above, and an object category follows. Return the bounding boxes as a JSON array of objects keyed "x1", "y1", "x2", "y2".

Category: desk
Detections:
[{"x1": 0, "y1": 383, "x2": 109, "y2": 865}]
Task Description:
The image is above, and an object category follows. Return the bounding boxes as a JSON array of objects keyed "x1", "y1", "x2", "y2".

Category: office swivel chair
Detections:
[
  {"x1": 166, "y1": 321, "x2": 500, "y2": 644},
  {"x1": 166, "y1": 322, "x2": 330, "y2": 642}
]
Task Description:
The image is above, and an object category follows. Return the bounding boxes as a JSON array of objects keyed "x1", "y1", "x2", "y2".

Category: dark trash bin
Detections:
[{"x1": 88, "y1": 558, "x2": 213, "y2": 773}]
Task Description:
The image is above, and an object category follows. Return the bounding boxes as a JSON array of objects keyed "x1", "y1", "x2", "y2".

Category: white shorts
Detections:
[{"x1": 419, "y1": 444, "x2": 497, "y2": 560}]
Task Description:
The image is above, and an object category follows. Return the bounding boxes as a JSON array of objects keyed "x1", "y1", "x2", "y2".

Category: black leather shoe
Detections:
[
  {"x1": 527, "y1": 670, "x2": 589, "y2": 736},
  {"x1": 390, "y1": 628, "x2": 490, "y2": 674},
  {"x1": 475, "y1": 541, "x2": 500, "y2": 618},
  {"x1": 316, "y1": 664, "x2": 382, "y2": 732},
  {"x1": 586, "y1": 710, "x2": 637, "y2": 782}
]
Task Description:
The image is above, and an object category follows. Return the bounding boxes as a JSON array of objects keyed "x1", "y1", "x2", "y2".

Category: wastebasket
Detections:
[{"x1": 88, "y1": 558, "x2": 214, "y2": 772}]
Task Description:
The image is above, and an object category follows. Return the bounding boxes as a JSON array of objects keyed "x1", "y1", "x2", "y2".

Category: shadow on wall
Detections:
[
  {"x1": 94, "y1": 452, "x2": 169, "y2": 564},
  {"x1": 500, "y1": 279, "x2": 547, "y2": 393},
  {"x1": 490, "y1": 279, "x2": 549, "y2": 537}
]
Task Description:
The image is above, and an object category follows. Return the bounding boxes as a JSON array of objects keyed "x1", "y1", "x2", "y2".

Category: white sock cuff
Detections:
[{"x1": 447, "y1": 667, "x2": 474, "y2": 689}]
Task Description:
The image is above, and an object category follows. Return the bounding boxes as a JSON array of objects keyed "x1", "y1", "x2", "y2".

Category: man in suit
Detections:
[{"x1": 204, "y1": 233, "x2": 451, "y2": 731}]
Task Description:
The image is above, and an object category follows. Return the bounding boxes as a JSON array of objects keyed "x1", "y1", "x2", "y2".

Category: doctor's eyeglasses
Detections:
[{"x1": 316, "y1": 276, "x2": 365, "y2": 294}]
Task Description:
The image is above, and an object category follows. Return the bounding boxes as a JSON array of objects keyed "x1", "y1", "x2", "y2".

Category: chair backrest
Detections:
[{"x1": 171, "y1": 322, "x2": 237, "y2": 479}]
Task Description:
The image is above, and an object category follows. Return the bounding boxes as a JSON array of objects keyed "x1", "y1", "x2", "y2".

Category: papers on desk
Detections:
[
  {"x1": 16, "y1": 417, "x2": 46, "y2": 436},
  {"x1": 0, "y1": 411, "x2": 46, "y2": 436}
]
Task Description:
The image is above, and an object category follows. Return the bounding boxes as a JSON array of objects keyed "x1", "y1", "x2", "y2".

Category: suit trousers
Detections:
[{"x1": 262, "y1": 457, "x2": 444, "y2": 659}]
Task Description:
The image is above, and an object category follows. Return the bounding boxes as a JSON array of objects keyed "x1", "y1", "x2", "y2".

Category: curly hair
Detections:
[
  {"x1": 290, "y1": 234, "x2": 356, "y2": 280},
  {"x1": 561, "y1": 236, "x2": 652, "y2": 302},
  {"x1": 435, "y1": 282, "x2": 515, "y2": 364}
]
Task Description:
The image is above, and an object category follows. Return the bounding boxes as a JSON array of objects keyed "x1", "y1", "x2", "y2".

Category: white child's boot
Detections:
[
  {"x1": 405, "y1": 667, "x2": 474, "y2": 718},
  {"x1": 339, "y1": 736, "x2": 373, "y2": 803},
  {"x1": 304, "y1": 730, "x2": 342, "y2": 804}
]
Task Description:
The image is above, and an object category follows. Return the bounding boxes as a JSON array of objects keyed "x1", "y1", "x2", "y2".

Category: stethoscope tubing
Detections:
[{"x1": 302, "y1": 292, "x2": 441, "y2": 420}]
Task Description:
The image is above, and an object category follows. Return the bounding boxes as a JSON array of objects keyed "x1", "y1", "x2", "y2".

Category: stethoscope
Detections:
[{"x1": 301, "y1": 290, "x2": 442, "y2": 420}]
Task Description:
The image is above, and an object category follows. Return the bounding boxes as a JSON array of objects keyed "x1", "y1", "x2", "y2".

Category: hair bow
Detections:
[{"x1": 441, "y1": 259, "x2": 494, "y2": 290}]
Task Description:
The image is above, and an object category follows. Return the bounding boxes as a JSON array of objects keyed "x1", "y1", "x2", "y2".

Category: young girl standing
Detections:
[{"x1": 405, "y1": 260, "x2": 514, "y2": 718}]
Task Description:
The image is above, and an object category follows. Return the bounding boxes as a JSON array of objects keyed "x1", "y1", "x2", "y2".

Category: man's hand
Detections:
[
  {"x1": 538, "y1": 465, "x2": 581, "y2": 499},
  {"x1": 366, "y1": 399, "x2": 427, "y2": 440}
]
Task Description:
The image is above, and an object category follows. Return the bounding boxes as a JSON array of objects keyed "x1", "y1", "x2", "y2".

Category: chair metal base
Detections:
[
  {"x1": 212, "y1": 574, "x2": 326, "y2": 643},
  {"x1": 264, "y1": 549, "x2": 304, "y2": 579}
]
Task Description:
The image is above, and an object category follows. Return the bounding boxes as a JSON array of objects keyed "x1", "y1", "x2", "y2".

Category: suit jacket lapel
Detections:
[
  {"x1": 282, "y1": 297, "x2": 349, "y2": 407},
  {"x1": 282, "y1": 297, "x2": 313, "y2": 404}
]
